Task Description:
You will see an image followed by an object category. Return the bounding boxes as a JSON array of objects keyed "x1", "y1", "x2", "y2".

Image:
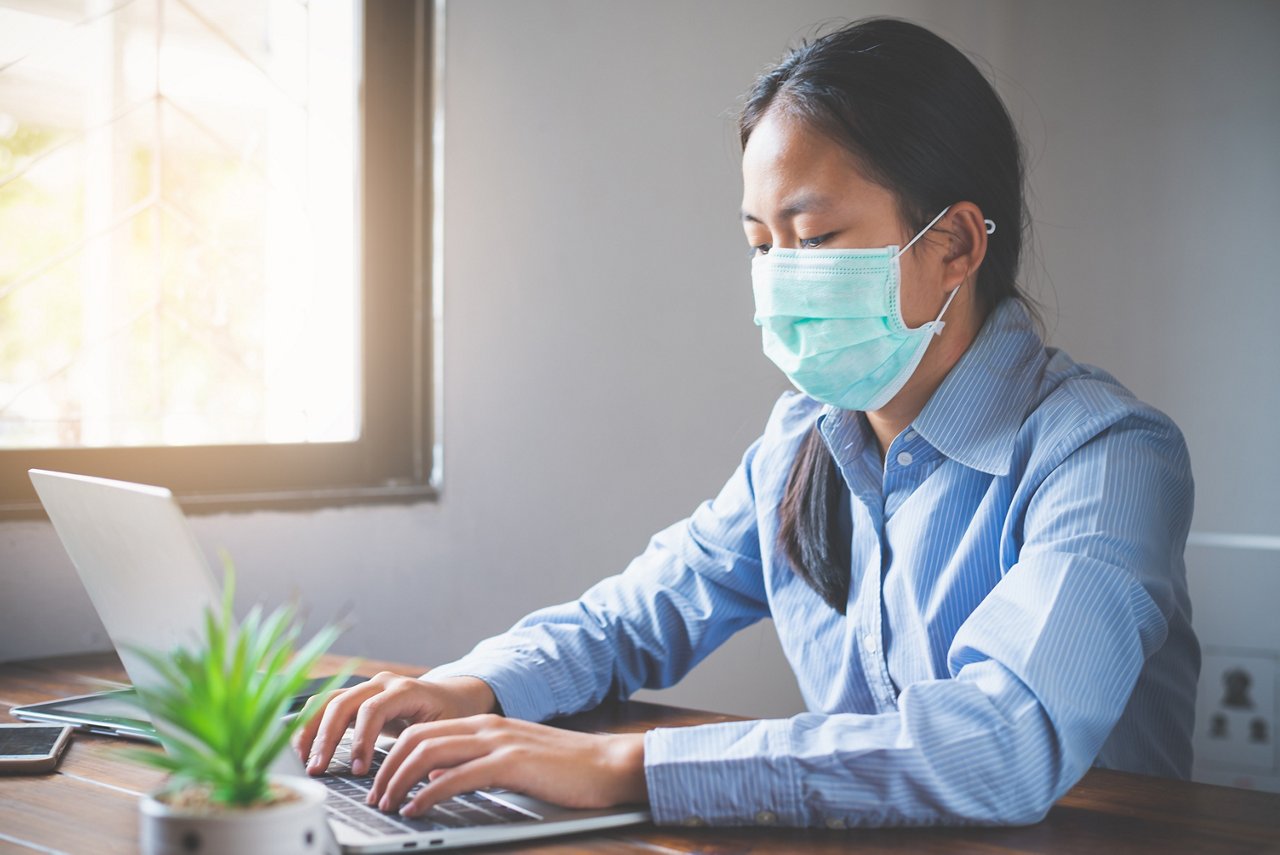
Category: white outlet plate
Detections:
[{"x1": 1194, "y1": 650, "x2": 1277, "y2": 772}]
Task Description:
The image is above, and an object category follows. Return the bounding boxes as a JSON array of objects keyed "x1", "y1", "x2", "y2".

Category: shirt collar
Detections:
[{"x1": 911, "y1": 299, "x2": 1045, "y2": 476}]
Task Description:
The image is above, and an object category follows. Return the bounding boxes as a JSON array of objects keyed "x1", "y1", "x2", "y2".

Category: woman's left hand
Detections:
[{"x1": 364, "y1": 713, "x2": 649, "y2": 818}]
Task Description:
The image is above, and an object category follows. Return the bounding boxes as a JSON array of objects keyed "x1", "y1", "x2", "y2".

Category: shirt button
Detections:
[
  {"x1": 755, "y1": 810, "x2": 778, "y2": 825},
  {"x1": 825, "y1": 816, "x2": 847, "y2": 829},
  {"x1": 896, "y1": 451, "x2": 913, "y2": 466},
  {"x1": 682, "y1": 816, "x2": 706, "y2": 827},
  {"x1": 904, "y1": 430, "x2": 917, "y2": 442},
  {"x1": 862, "y1": 633, "x2": 877, "y2": 653}
]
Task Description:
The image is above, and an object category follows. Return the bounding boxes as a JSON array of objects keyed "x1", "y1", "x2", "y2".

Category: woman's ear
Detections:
[{"x1": 939, "y1": 202, "x2": 988, "y2": 291}]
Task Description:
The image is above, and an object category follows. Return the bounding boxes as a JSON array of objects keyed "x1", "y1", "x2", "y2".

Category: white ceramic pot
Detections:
[{"x1": 139, "y1": 775, "x2": 338, "y2": 855}]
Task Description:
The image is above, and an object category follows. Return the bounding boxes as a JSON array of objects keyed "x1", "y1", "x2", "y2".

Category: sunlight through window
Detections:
[{"x1": 0, "y1": 0, "x2": 360, "y2": 449}]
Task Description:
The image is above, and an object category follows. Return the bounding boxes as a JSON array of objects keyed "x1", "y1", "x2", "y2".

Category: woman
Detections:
[{"x1": 297, "y1": 18, "x2": 1197, "y2": 828}]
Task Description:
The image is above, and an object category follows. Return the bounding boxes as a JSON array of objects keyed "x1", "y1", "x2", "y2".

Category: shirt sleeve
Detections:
[
  {"x1": 423, "y1": 398, "x2": 791, "y2": 723},
  {"x1": 643, "y1": 412, "x2": 1194, "y2": 828}
]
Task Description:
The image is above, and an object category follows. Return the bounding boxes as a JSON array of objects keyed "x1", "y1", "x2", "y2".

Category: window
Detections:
[{"x1": 0, "y1": 0, "x2": 437, "y2": 515}]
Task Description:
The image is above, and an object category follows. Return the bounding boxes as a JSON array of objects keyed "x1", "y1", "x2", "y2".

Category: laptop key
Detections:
[
  {"x1": 471, "y1": 798, "x2": 541, "y2": 822},
  {"x1": 327, "y1": 798, "x2": 418, "y2": 837},
  {"x1": 323, "y1": 778, "x2": 368, "y2": 798},
  {"x1": 433, "y1": 800, "x2": 513, "y2": 826},
  {"x1": 332, "y1": 801, "x2": 374, "y2": 820},
  {"x1": 362, "y1": 813, "x2": 413, "y2": 835},
  {"x1": 326, "y1": 804, "x2": 384, "y2": 837},
  {"x1": 327, "y1": 813, "x2": 375, "y2": 835},
  {"x1": 420, "y1": 807, "x2": 469, "y2": 828},
  {"x1": 326, "y1": 734, "x2": 553, "y2": 834},
  {"x1": 397, "y1": 814, "x2": 451, "y2": 833}
]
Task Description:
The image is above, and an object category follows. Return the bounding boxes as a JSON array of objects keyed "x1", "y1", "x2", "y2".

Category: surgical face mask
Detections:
[{"x1": 751, "y1": 206, "x2": 961, "y2": 412}]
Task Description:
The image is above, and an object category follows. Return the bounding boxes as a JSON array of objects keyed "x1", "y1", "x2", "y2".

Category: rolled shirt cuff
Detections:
[{"x1": 643, "y1": 718, "x2": 803, "y2": 827}]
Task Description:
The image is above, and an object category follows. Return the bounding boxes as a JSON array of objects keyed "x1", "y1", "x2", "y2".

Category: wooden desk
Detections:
[{"x1": 2, "y1": 653, "x2": 1277, "y2": 854}]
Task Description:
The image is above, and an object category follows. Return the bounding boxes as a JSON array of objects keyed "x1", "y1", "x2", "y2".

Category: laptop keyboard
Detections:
[{"x1": 321, "y1": 735, "x2": 541, "y2": 837}]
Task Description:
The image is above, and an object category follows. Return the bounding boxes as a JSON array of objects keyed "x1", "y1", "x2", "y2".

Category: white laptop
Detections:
[{"x1": 19, "y1": 469, "x2": 651, "y2": 852}]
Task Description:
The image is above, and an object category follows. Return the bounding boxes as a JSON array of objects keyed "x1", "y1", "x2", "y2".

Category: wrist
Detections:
[
  {"x1": 604, "y1": 733, "x2": 648, "y2": 805},
  {"x1": 425, "y1": 675, "x2": 498, "y2": 718}
]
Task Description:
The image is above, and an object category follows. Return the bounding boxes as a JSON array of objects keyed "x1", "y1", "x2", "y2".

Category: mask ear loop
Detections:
[
  {"x1": 895, "y1": 204, "x2": 964, "y2": 336},
  {"x1": 893, "y1": 205, "x2": 952, "y2": 260},
  {"x1": 927, "y1": 283, "x2": 963, "y2": 336}
]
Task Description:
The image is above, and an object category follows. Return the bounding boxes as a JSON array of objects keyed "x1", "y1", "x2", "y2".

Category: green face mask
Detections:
[{"x1": 751, "y1": 206, "x2": 963, "y2": 412}]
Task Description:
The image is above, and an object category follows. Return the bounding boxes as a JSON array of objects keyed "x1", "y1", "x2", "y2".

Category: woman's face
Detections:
[{"x1": 740, "y1": 108, "x2": 948, "y2": 329}]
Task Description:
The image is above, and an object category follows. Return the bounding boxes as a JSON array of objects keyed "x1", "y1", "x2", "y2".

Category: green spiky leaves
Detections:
[{"x1": 124, "y1": 555, "x2": 354, "y2": 807}]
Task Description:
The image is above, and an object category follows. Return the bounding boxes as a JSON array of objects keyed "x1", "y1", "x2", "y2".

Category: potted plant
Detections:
[{"x1": 125, "y1": 563, "x2": 353, "y2": 855}]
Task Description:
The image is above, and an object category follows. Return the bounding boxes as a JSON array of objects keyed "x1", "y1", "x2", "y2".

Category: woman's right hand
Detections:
[{"x1": 293, "y1": 671, "x2": 498, "y2": 777}]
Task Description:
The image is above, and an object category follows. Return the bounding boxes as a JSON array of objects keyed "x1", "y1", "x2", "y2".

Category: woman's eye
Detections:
[
  {"x1": 799, "y1": 234, "x2": 830, "y2": 249},
  {"x1": 751, "y1": 243, "x2": 772, "y2": 257}
]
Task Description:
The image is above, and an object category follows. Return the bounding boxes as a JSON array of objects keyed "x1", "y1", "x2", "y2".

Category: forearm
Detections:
[
  {"x1": 643, "y1": 669, "x2": 1061, "y2": 828},
  {"x1": 422, "y1": 603, "x2": 630, "y2": 722},
  {"x1": 644, "y1": 556, "x2": 1162, "y2": 828},
  {"x1": 427, "y1": 520, "x2": 768, "y2": 722}
]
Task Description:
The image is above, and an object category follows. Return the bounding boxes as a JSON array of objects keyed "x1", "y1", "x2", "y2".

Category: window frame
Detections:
[{"x1": 0, "y1": 0, "x2": 437, "y2": 517}]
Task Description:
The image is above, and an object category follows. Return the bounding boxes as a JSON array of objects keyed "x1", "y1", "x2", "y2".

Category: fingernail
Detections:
[
  {"x1": 307, "y1": 757, "x2": 320, "y2": 773},
  {"x1": 379, "y1": 797, "x2": 390, "y2": 812},
  {"x1": 352, "y1": 758, "x2": 366, "y2": 776},
  {"x1": 399, "y1": 806, "x2": 416, "y2": 818}
]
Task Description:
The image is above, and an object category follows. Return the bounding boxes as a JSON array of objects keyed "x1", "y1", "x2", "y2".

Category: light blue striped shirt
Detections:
[{"x1": 428, "y1": 299, "x2": 1198, "y2": 828}]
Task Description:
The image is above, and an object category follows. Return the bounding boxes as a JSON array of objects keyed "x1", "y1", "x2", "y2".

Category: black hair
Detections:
[{"x1": 740, "y1": 18, "x2": 1036, "y2": 612}]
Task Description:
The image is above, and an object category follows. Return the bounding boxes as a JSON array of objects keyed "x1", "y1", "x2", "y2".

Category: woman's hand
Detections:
[
  {"x1": 293, "y1": 671, "x2": 498, "y2": 776},
  {"x1": 364, "y1": 715, "x2": 648, "y2": 817}
]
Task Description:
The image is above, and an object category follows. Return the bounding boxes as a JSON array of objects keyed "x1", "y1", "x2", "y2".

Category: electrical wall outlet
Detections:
[
  {"x1": 1186, "y1": 541, "x2": 1280, "y2": 791},
  {"x1": 1194, "y1": 649, "x2": 1277, "y2": 772}
]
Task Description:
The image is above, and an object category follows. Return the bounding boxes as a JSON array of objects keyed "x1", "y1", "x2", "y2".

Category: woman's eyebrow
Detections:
[{"x1": 741, "y1": 193, "x2": 830, "y2": 224}]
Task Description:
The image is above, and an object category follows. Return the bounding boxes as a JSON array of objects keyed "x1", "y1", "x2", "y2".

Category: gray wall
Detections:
[{"x1": 2, "y1": 0, "x2": 1277, "y2": 780}]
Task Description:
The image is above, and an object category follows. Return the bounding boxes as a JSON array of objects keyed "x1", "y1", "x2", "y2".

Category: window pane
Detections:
[{"x1": 0, "y1": 0, "x2": 359, "y2": 449}]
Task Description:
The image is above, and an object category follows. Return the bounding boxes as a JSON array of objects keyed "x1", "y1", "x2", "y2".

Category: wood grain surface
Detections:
[{"x1": 2, "y1": 653, "x2": 1277, "y2": 854}]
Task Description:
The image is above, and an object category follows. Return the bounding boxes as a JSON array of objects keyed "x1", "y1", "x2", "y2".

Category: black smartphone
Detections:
[{"x1": 0, "y1": 724, "x2": 73, "y2": 774}]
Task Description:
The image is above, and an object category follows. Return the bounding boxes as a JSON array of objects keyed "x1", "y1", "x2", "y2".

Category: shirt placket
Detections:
[
  {"x1": 851, "y1": 436, "x2": 898, "y2": 714},
  {"x1": 853, "y1": 504, "x2": 898, "y2": 713},
  {"x1": 821, "y1": 408, "x2": 902, "y2": 715},
  {"x1": 873, "y1": 429, "x2": 938, "y2": 705},
  {"x1": 859, "y1": 427, "x2": 939, "y2": 712}
]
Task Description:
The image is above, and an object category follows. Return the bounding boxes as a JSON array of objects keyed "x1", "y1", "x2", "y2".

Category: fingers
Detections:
[
  {"x1": 293, "y1": 687, "x2": 348, "y2": 763},
  {"x1": 348, "y1": 679, "x2": 431, "y2": 776},
  {"x1": 400, "y1": 756, "x2": 505, "y2": 818},
  {"x1": 302, "y1": 672, "x2": 396, "y2": 774},
  {"x1": 368, "y1": 715, "x2": 504, "y2": 804},
  {"x1": 363, "y1": 719, "x2": 636, "y2": 818},
  {"x1": 372, "y1": 734, "x2": 492, "y2": 812}
]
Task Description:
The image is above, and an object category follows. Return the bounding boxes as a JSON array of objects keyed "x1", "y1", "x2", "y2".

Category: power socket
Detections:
[{"x1": 1194, "y1": 649, "x2": 1277, "y2": 772}]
